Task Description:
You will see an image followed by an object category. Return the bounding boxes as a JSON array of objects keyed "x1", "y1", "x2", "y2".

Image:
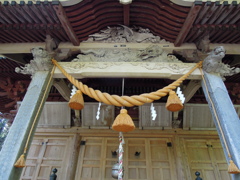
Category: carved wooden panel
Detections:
[
  {"x1": 180, "y1": 138, "x2": 231, "y2": 180},
  {"x1": 81, "y1": 103, "x2": 115, "y2": 128},
  {"x1": 139, "y1": 103, "x2": 172, "y2": 129}
]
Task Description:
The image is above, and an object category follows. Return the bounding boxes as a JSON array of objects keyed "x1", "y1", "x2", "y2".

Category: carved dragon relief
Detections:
[
  {"x1": 63, "y1": 44, "x2": 200, "y2": 73},
  {"x1": 59, "y1": 61, "x2": 194, "y2": 74},
  {"x1": 84, "y1": 25, "x2": 168, "y2": 43},
  {"x1": 202, "y1": 46, "x2": 240, "y2": 80},
  {"x1": 73, "y1": 45, "x2": 181, "y2": 63}
]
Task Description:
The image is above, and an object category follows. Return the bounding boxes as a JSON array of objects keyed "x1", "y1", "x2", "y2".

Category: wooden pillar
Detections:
[
  {"x1": 201, "y1": 72, "x2": 240, "y2": 179},
  {"x1": 0, "y1": 70, "x2": 53, "y2": 180}
]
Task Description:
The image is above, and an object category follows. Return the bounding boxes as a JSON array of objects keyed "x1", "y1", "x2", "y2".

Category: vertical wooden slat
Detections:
[{"x1": 32, "y1": 138, "x2": 49, "y2": 179}]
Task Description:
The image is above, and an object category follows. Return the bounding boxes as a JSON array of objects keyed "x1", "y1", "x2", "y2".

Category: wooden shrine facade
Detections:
[
  {"x1": 18, "y1": 101, "x2": 240, "y2": 179},
  {"x1": 0, "y1": 0, "x2": 240, "y2": 180}
]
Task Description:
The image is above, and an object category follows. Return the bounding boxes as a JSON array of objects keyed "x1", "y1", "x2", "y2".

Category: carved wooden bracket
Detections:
[{"x1": 0, "y1": 78, "x2": 29, "y2": 109}]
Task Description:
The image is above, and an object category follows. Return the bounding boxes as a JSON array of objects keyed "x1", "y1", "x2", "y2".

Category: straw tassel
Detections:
[
  {"x1": 14, "y1": 148, "x2": 27, "y2": 168},
  {"x1": 228, "y1": 160, "x2": 240, "y2": 174},
  {"x1": 166, "y1": 90, "x2": 183, "y2": 112},
  {"x1": 112, "y1": 109, "x2": 135, "y2": 132},
  {"x1": 14, "y1": 154, "x2": 26, "y2": 168},
  {"x1": 68, "y1": 90, "x2": 84, "y2": 110}
]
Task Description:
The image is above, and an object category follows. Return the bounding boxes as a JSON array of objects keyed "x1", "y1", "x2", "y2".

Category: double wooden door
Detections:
[
  {"x1": 21, "y1": 134, "x2": 231, "y2": 180},
  {"x1": 75, "y1": 137, "x2": 177, "y2": 180}
]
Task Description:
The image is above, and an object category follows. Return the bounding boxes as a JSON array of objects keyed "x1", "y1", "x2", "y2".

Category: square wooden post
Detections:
[
  {"x1": 0, "y1": 70, "x2": 53, "y2": 180},
  {"x1": 202, "y1": 72, "x2": 240, "y2": 179}
]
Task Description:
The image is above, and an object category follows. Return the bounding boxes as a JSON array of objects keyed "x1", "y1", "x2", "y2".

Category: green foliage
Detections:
[{"x1": 0, "y1": 113, "x2": 10, "y2": 150}]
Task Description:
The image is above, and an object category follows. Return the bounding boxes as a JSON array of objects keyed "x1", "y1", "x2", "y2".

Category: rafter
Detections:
[
  {"x1": 123, "y1": 4, "x2": 130, "y2": 26},
  {"x1": 53, "y1": 3, "x2": 80, "y2": 46},
  {"x1": 174, "y1": 2, "x2": 202, "y2": 47}
]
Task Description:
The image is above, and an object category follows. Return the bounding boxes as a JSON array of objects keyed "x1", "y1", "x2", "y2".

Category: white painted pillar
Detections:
[
  {"x1": 202, "y1": 72, "x2": 240, "y2": 180},
  {"x1": 0, "y1": 70, "x2": 53, "y2": 180}
]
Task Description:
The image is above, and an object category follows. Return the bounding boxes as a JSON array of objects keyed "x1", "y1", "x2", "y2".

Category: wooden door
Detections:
[
  {"x1": 20, "y1": 136, "x2": 75, "y2": 180},
  {"x1": 181, "y1": 138, "x2": 231, "y2": 180},
  {"x1": 125, "y1": 138, "x2": 177, "y2": 180},
  {"x1": 75, "y1": 137, "x2": 118, "y2": 180},
  {"x1": 147, "y1": 138, "x2": 177, "y2": 180},
  {"x1": 75, "y1": 137, "x2": 177, "y2": 180}
]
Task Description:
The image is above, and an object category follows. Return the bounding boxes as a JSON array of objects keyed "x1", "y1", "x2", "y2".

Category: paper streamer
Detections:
[
  {"x1": 70, "y1": 85, "x2": 77, "y2": 98},
  {"x1": 96, "y1": 102, "x2": 101, "y2": 120},
  {"x1": 176, "y1": 87, "x2": 185, "y2": 104},
  {"x1": 150, "y1": 103, "x2": 157, "y2": 120}
]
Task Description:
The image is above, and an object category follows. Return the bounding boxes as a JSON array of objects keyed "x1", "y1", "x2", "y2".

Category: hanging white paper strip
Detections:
[
  {"x1": 70, "y1": 85, "x2": 77, "y2": 98},
  {"x1": 96, "y1": 102, "x2": 101, "y2": 120},
  {"x1": 176, "y1": 87, "x2": 185, "y2": 104},
  {"x1": 150, "y1": 103, "x2": 157, "y2": 120}
]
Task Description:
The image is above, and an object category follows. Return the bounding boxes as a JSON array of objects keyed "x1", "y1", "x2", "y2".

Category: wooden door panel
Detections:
[
  {"x1": 182, "y1": 138, "x2": 231, "y2": 180},
  {"x1": 148, "y1": 139, "x2": 176, "y2": 180},
  {"x1": 104, "y1": 138, "x2": 119, "y2": 179},
  {"x1": 126, "y1": 139, "x2": 149, "y2": 180},
  {"x1": 78, "y1": 138, "x2": 103, "y2": 180},
  {"x1": 21, "y1": 136, "x2": 74, "y2": 180},
  {"x1": 76, "y1": 137, "x2": 176, "y2": 180}
]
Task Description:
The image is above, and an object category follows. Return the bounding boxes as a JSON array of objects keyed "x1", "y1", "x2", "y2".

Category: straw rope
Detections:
[{"x1": 52, "y1": 59, "x2": 202, "y2": 107}]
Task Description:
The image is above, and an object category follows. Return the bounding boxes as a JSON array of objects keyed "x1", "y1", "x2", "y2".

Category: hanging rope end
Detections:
[
  {"x1": 14, "y1": 154, "x2": 26, "y2": 168},
  {"x1": 228, "y1": 160, "x2": 240, "y2": 174}
]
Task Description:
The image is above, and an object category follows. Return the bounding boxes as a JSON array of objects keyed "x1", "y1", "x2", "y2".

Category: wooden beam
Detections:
[
  {"x1": 123, "y1": 4, "x2": 130, "y2": 26},
  {"x1": 53, "y1": 3, "x2": 80, "y2": 46},
  {"x1": 174, "y1": 2, "x2": 202, "y2": 47},
  {"x1": 53, "y1": 62, "x2": 202, "y2": 80},
  {"x1": 53, "y1": 79, "x2": 71, "y2": 101},
  {"x1": 183, "y1": 80, "x2": 201, "y2": 103},
  {"x1": 0, "y1": 42, "x2": 239, "y2": 55}
]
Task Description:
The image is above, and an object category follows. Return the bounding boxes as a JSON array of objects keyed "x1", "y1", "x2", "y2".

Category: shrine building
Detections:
[{"x1": 0, "y1": 0, "x2": 240, "y2": 179}]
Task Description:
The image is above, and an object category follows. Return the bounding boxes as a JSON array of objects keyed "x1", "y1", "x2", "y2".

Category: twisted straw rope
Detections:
[{"x1": 52, "y1": 59, "x2": 202, "y2": 107}]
